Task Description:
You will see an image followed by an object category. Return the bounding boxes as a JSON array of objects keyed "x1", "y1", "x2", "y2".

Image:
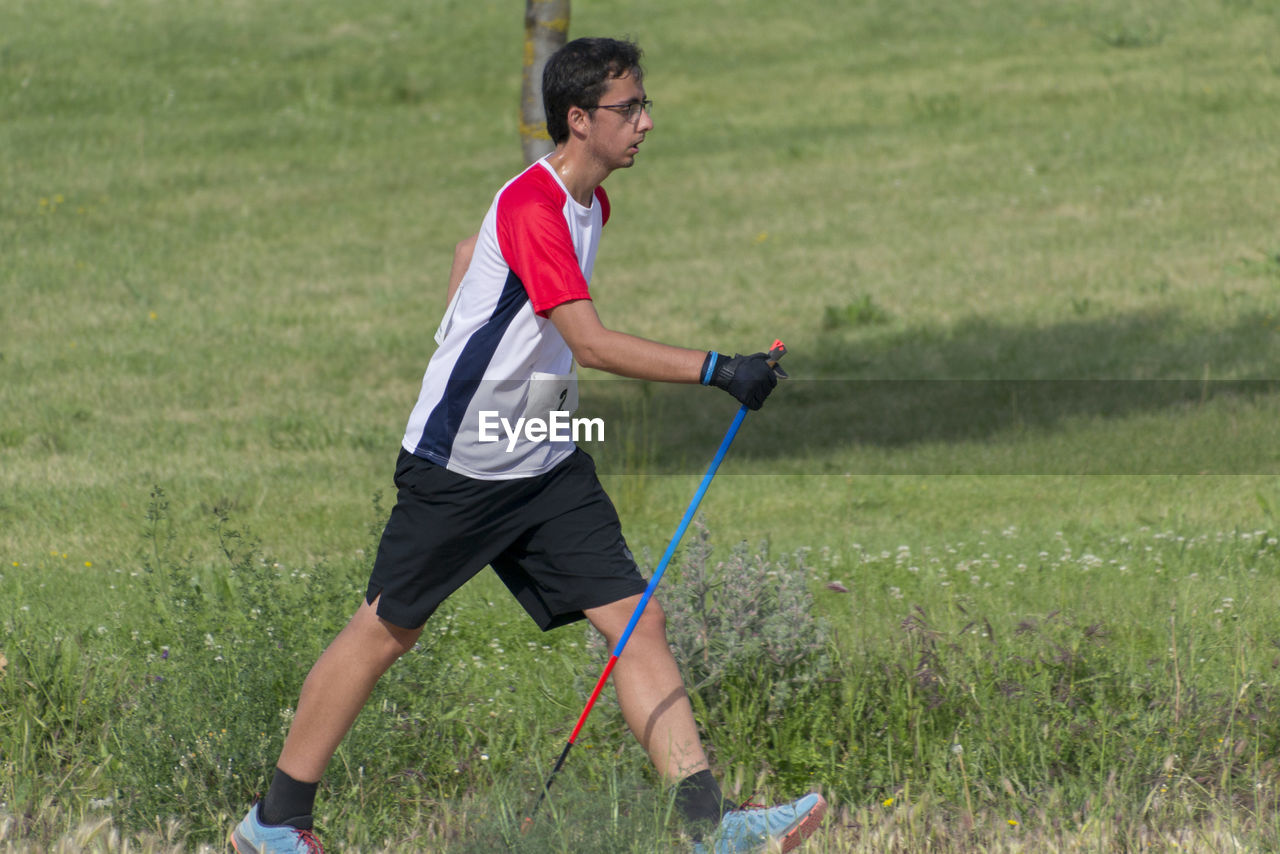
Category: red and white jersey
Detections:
[{"x1": 401, "y1": 158, "x2": 610, "y2": 479}]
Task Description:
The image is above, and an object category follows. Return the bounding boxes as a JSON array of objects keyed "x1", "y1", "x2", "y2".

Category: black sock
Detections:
[
  {"x1": 260, "y1": 767, "x2": 318, "y2": 830},
  {"x1": 674, "y1": 769, "x2": 729, "y2": 828}
]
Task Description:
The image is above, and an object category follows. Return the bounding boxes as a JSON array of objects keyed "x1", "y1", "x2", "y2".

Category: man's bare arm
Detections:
[
  {"x1": 546, "y1": 299, "x2": 705, "y2": 383},
  {"x1": 446, "y1": 234, "x2": 478, "y2": 304}
]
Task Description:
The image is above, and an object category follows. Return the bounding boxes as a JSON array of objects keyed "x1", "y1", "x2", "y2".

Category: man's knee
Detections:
[
  {"x1": 587, "y1": 594, "x2": 670, "y2": 647},
  {"x1": 622, "y1": 599, "x2": 669, "y2": 645},
  {"x1": 381, "y1": 622, "x2": 422, "y2": 660},
  {"x1": 639, "y1": 598, "x2": 667, "y2": 630},
  {"x1": 354, "y1": 597, "x2": 423, "y2": 663}
]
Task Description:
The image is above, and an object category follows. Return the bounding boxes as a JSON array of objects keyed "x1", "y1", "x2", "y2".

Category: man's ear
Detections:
[{"x1": 565, "y1": 104, "x2": 593, "y2": 139}]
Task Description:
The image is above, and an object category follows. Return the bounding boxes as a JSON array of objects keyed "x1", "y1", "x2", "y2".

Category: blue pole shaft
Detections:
[{"x1": 609, "y1": 404, "x2": 749, "y2": 657}]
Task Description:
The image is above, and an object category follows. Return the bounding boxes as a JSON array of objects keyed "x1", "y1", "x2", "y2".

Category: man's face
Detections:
[{"x1": 584, "y1": 71, "x2": 653, "y2": 170}]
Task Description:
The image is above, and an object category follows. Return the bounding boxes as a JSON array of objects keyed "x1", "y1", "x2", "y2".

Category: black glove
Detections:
[{"x1": 701, "y1": 351, "x2": 779, "y2": 410}]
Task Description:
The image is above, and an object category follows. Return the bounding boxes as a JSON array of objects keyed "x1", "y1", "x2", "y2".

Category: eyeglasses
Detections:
[{"x1": 589, "y1": 99, "x2": 653, "y2": 121}]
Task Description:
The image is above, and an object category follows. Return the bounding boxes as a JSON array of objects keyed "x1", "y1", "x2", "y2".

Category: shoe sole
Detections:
[
  {"x1": 777, "y1": 794, "x2": 827, "y2": 853},
  {"x1": 229, "y1": 828, "x2": 251, "y2": 853}
]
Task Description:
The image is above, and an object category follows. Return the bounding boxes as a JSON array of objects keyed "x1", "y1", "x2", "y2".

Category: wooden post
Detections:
[{"x1": 521, "y1": 0, "x2": 569, "y2": 165}]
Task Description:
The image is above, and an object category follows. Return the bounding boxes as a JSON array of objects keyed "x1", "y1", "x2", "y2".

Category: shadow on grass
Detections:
[{"x1": 580, "y1": 309, "x2": 1280, "y2": 475}]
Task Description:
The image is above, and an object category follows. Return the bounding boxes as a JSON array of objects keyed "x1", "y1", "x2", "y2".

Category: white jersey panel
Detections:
[{"x1": 401, "y1": 160, "x2": 607, "y2": 480}]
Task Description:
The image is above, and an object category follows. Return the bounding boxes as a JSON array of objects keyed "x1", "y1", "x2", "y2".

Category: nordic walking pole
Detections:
[{"x1": 524, "y1": 340, "x2": 788, "y2": 828}]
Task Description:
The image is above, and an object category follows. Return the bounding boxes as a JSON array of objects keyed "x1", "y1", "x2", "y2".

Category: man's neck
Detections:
[{"x1": 545, "y1": 147, "x2": 607, "y2": 207}]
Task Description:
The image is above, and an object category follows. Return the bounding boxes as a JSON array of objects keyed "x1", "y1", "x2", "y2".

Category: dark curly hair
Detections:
[{"x1": 542, "y1": 38, "x2": 644, "y2": 145}]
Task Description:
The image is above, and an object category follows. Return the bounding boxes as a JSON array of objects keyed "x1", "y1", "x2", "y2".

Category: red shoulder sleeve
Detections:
[{"x1": 495, "y1": 169, "x2": 593, "y2": 317}]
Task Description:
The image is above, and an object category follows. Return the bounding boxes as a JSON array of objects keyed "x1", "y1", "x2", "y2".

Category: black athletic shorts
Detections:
[{"x1": 365, "y1": 447, "x2": 647, "y2": 631}]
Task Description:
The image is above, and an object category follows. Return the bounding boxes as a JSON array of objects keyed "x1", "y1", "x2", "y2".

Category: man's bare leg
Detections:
[
  {"x1": 276, "y1": 596, "x2": 423, "y2": 783},
  {"x1": 584, "y1": 594, "x2": 709, "y2": 783}
]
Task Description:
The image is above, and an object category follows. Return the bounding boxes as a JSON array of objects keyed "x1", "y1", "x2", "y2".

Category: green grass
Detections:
[{"x1": 4, "y1": 0, "x2": 1280, "y2": 849}]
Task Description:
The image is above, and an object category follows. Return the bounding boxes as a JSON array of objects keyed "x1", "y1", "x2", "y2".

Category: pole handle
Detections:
[{"x1": 767, "y1": 339, "x2": 788, "y2": 378}]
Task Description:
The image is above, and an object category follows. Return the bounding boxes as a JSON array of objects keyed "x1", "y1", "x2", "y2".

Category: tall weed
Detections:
[
  {"x1": 107, "y1": 488, "x2": 467, "y2": 845},
  {"x1": 114, "y1": 488, "x2": 349, "y2": 830},
  {"x1": 640, "y1": 521, "x2": 836, "y2": 795}
]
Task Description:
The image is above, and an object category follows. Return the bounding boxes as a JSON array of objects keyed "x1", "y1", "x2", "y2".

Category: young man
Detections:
[{"x1": 231, "y1": 37, "x2": 825, "y2": 854}]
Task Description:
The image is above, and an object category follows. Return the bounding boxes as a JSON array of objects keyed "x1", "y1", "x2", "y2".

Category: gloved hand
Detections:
[{"x1": 700, "y1": 351, "x2": 779, "y2": 410}]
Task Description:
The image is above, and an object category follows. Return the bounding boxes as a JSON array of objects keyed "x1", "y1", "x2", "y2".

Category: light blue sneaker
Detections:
[
  {"x1": 230, "y1": 804, "x2": 325, "y2": 854},
  {"x1": 693, "y1": 793, "x2": 827, "y2": 853}
]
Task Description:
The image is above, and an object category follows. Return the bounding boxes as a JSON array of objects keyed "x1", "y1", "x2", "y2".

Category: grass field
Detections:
[{"x1": 4, "y1": 0, "x2": 1280, "y2": 850}]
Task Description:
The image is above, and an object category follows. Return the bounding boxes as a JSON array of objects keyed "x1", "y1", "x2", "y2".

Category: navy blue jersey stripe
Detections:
[{"x1": 415, "y1": 271, "x2": 530, "y2": 461}]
